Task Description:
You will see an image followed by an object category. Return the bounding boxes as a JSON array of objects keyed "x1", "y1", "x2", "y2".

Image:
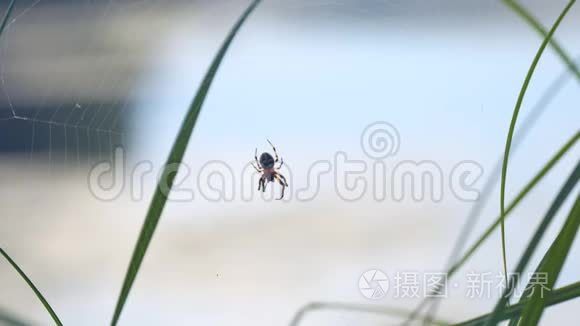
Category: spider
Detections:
[{"x1": 251, "y1": 139, "x2": 289, "y2": 200}]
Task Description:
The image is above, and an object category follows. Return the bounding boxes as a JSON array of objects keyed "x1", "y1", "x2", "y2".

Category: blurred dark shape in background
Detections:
[
  {"x1": 0, "y1": 0, "x2": 557, "y2": 155},
  {"x1": 0, "y1": 0, "x2": 147, "y2": 154}
]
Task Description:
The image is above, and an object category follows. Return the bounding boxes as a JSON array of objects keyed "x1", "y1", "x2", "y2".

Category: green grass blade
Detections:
[
  {"x1": 503, "y1": 0, "x2": 580, "y2": 82},
  {"x1": 289, "y1": 302, "x2": 450, "y2": 326},
  {"x1": 457, "y1": 131, "x2": 577, "y2": 277},
  {"x1": 0, "y1": 0, "x2": 16, "y2": 38},
  {"x1": 0, "y1": 248, "x2": 63, "y2": 325},
  {"x1": 402, "y1": 131, "x2": 579, "y2": 325},
  {"x1": 517, "y1": 195, "x2": 580, "y2": 325},
  {"x1": 420, "y1": 4, "x2": 580, "y2": 316},
  {"x1": 467, "y1": 195, "x2": 580, "y2": 326},
  {"x1": 498, "y1": 0, "x2": 575, "y2": 289},
  {"x1": 508, "y1": 194, "x2": 578, "y2": 326},
  {"x1": 506, "y1": 209, "x2": 572, "y2": 326},
  {"x1": 110, "y1": 1, "x2": 262, "y2": 324},
  {"x1": 454, "y1": 281, "x2": 580, "y2": 326},
  {"x1": 486, "y1": 160, "x2": 580, "y2": 324},
  {"x1": 447, "y1": 132, "x2": 577, "y2": 285},
  {"x1": 417, "y1": 55, "x2": 580, "y2": 326}
]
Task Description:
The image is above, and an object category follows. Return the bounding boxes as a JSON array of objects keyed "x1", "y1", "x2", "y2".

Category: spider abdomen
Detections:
[{"x1": 259, "y1": 153, "x2": 275, "y2": 169}]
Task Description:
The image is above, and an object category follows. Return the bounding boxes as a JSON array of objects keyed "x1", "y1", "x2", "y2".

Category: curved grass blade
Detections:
[
  {"x1": 468, "y1": 195, "x2": 580, "y2": 326},
  {"x1": 289, "y1": 301, "x2": 450, "y2": 326},
  {"x1": 402, "y1": 131, "x2": 579, "y2": 325},
  {"x1": 454, "y1": 281, "x2": 580, "y2": 326},
  {"x1": 503, "y1": 0, "x2": 580, "y2": 82},
  {"x1": 420, "y1": 4, "x2": 580, "y2": 320},
  {"x1": 506, "y1": 207, "x2": 573, "y2": 326},
  {"x1": 517, "y1": 194, "x2": 580, "y2": 325},
  {"x1": 486, "y1": 160, "x2": 580, "y2": 324},
  {"x1": 416, "y1": 55, "x2": 580, "y2": 326},
  {"x1": 507, "y1": 225, "x2": 575, "y2": 325},
  {"x1": 498, "y1": 0, "x2": 576, "y2": 288},
  {"x1": 459, "y1": 130, "x2": 577, "y2": 281},
  {"x1": 1, "y1": 2, "x2": 90, "y2": 326},
  {"x1": 0, "y1": 0, "x2": 16, "y2": 38},
  {"x1": 409, "y1": 2, "x2": 579, "y2": 324},
  {"x1": 507, "y1": 191, "x2": 579, "y2": 325},
  {"x1": 0, "y1": 247, "x2": 63, "y2": 325},
  {"x1": 110, "y1": 1, "x2": 262, "y2": 324}
]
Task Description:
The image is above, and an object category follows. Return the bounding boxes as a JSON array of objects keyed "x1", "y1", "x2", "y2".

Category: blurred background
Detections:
[{"x1": 1, "y1": 0, "x2": 579, "y2": 325}]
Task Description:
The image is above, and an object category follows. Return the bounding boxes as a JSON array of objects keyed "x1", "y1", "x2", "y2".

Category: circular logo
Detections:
[
  {"x1": 360, "y1": 122, "x2": 400, "y2": 159},
  {"x1": 359, "y1": 269, "x2": 389, "y2": 300}
]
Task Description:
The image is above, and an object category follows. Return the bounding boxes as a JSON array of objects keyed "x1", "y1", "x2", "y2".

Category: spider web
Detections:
[{"x1": 0, "y1": 0, "x2": 155, "y2": 171}]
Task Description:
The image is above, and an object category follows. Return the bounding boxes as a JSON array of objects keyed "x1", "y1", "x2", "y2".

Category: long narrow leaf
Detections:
[
  {"x1": 498, "y1": 0, "x2": 575, "y2": 287},
  {"x1": 0, "y1": 247, "x2": 62, "y2": 325},
  {"x1": 487, "y1": 160, "x2": 580, "y2": 324},
  {"x1": 417, "y1": 54, "x2": 580, "y2": 325},
  {"x1": 472, "y1": 195, "x2": 580, "y2": 326},
  {"x1": 420, "y1": 6, "x2": 580, "y2": 319},
  {"x1": 289, "y1": 302, "x2": 450, "y2": 326},
  {"x1": 507, "y1": 191, "x2": 579, "y2": 326},
  {"x1": 454, "y1": 281, "x2": 580, "y2": 326},
  {"x1": 111, "y1": 1, "x2": 262, "y2": 324},
  {"x1": 456, "y1": 131, "x2": 577, "y2": 277},
  {"x1": 0, "y1": 0, "x2": 16, "y2": 38},
  {"x1": 2, "y1": 2, "x2": 60, "y2": 324},
  {"x1": 506, "y1": 219, "x2": 572, "y2": 326},
  {"x1": 517, "y1": 194, "x2": 580, "y2": 325},
  {"x1": 409, "y1": 53, "x2": 580, "y2": 325},
  {"x1": 402, "y1": 131, "x2": 578, "y2": 326},
  {"x1": 503, "y1": 0, "x2": 580, "y2": 82},
  {"x1": 506, "y1": 220, "x2": 568, "y2": 326}
]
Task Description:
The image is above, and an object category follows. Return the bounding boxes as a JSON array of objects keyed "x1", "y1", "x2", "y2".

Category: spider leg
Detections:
[
  {"x1": 258, "y1": 175, "x2": 264, "y2": 191},
  {"x1": 254, "y1": 148, "x2": 261, "y2": 168},
  {"x1": 267, "y1": 139, "x2": 280, "y2": 162},
  {"x1": 273, "y1": 173, "x2": 287, "y2": 200},
  {"x1": 253, "y1": 148, "x2": 264, "y2": 192},
  {"x1": 277, "y1": 172, "x2": 289, "y2": 187},
  {"x1": 251, "y1": 162, "x2": 262, "y2": 173},
  {"x1": 277, "y1": 157, "x2": 284, "y2": 170}
]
